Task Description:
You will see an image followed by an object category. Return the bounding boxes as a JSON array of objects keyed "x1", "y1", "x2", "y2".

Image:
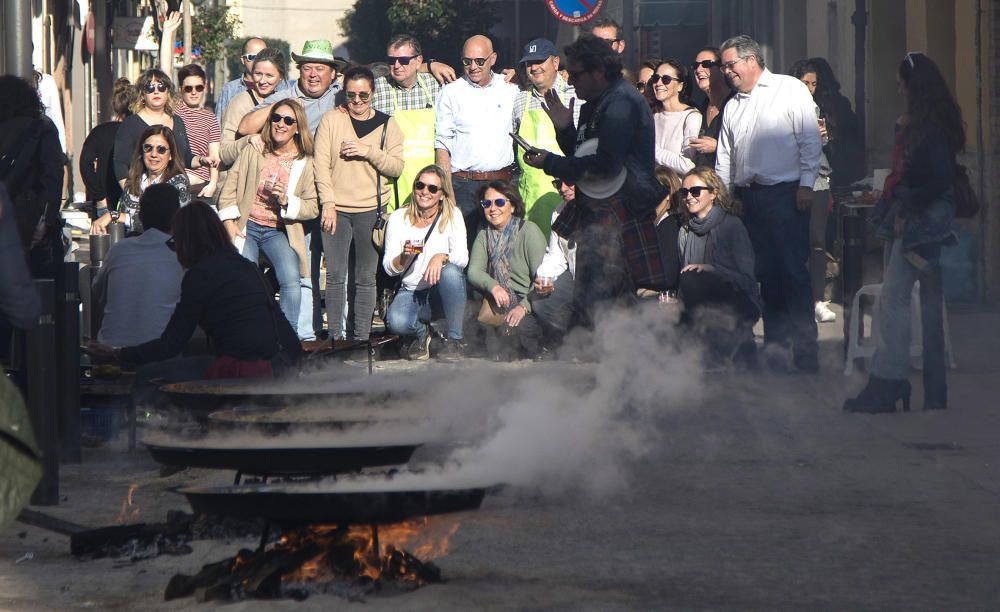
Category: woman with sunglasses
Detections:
[
  {"x1": 676, "y1": 167, "x2": 760, "y2": 365},
  {"x1": 844, "y1": 52, "x2": 964, "y2": 413},
  {"x1": 528, "y1": 178, "x2": 579, "y2": 355},
  {"x1": 651, "y1": 59, "x2": 701, "y2": 175},
  {"x1": 174, "y1": 64, "x2": 222, "y2": 199},
  {"x1": 687, "y1": 47, "x2": 735, "y2": 168},
  {"x1": 314, "y1": 65, "x2": 404, "y2": 342},
  {"x1": 220, "y1": 48, "x2": 288, "y2": 166},
  {"x1": 112, "y1": 69, "x2": 197, "y2": 184},
  {"x1": 218, "y1": 99, "x2": 318, "y2": 333},
  {"x1": 467, "y1": 180, "x2": 547, "y2": 360},
  {"x1": 383, "y1": 166, "x2": 468, "y2": 360},
  {"x1": 634, "y1": 58, "x2": 660, "y2": 111},
  {"x1": 93, "y1": 125, "x2": 190, "y2": 234}
]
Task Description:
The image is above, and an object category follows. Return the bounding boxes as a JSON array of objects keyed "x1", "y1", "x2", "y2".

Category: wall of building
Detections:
[{"x1": 229, "y1": 0, "x2": 354, "y2": 80}]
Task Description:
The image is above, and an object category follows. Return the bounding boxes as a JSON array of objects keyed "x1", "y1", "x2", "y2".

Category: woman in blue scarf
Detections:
[{"x1": 467, "y1": 181, "x2": 547, "y2": 360}]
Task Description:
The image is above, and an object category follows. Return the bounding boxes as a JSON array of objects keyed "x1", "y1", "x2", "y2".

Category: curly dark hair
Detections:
[
  {"x1": 476, "y1": 180, "x2": 526, "y2": 219},
  {"x1": 898, "y1": 52, "x2": 965, "y2": 154},
  {"x1": 0, "y1": 75, "x2": 45, "y2": 120},
  {"x1": 564, "y1": 34, "x2": 623, "y2": 82}
]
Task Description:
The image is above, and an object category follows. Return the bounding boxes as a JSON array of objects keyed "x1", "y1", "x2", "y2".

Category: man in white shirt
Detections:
[
  {"x1": 92, "y1": 184, "x2": 184, "y2": 347},
  {"x1": 435, "y1": 34, "x2": 519, "y2": 245},
  {"x1": 715, "y1": 34, "x2": 822, "y2": 373}
]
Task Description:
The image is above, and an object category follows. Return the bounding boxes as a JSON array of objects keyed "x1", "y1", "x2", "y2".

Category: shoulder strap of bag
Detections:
[
  {"x1": 400, "y1": 209, "x2": 442, "y2": 278},
  {"x1": 375, "y1": 123, "x2": 388, "y2": 219}
]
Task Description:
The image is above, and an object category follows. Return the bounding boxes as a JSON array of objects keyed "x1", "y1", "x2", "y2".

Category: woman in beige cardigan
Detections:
[
  {"x1": 314, "y1": 66, "x2": 404, "y2": 341},
  {"x1": 218, "y1": 98, "x2": 319, "y2": 333}
]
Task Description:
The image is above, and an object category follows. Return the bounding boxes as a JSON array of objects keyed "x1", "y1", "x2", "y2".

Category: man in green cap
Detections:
[{"x1": 238, "y1": 39, "x2": 349, "y2": 135}]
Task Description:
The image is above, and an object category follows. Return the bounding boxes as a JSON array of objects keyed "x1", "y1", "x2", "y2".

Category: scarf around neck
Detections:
[
  {"x1": 486, "y1": 217, "x2": 522, "y2": 311},
  {"x1": 682, "y1": 205, "x2": 725, "y2": 266}
]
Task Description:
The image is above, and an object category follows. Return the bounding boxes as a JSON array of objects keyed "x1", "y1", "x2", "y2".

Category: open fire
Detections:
[{"x1": 165, "y1": 517, "x2": 461, "y2": 603}]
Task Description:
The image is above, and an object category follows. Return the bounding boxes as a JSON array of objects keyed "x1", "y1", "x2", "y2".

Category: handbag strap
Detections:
[
  {"x1": 400, "y1": 209, "x2": 441, "y2": 278},
  {"x1": 375, "y1": 123, "x2": 388, "y2": 218}
]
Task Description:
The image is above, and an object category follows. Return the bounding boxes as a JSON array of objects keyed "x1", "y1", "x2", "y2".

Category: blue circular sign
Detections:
[{"x1": 546, "y1": 0, "x2": 606, "y2": 25}]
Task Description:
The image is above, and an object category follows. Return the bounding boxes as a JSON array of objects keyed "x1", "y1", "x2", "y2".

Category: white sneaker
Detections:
[{"x1": 815, "y1": 301, "x2": 836, "y2": 323}]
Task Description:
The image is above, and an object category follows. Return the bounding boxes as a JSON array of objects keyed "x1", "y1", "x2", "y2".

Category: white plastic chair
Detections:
[{"x1": 843, "y1": 282, "x2": 956, "y2": 375}]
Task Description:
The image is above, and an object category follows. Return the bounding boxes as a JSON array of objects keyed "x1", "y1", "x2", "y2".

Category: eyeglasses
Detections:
[
  {"x1": 386, "y1": 55, "x2": 419, "y2": 66},
  {"x1": 165, "y1": 237, "x2": 176, "y2": 251},
  {"x1": 691, "y1": 60, "x2": 720, "y2": 70},
  {"x1": 270, "y1": 113, "x2": 296, "y2": 126},
  {"x1": 345, "y1": 91, "x2": 371, "y2": 101},
  {"x1": 481, "y1": 198, "x2": 508, "y2": 209},
  {"x1": 241, "y1": 53, "x2": 258, "y2": 62},
  {"x1": 461, "y1": 57, "x2": 490, "y2": 67},
  {"x1": 597, "y1": 37, "x2": 622, "y2": 44},
  {"x1": 636, "y1": 81, "x2": 647, "y2": 91},
  {"x1": 650, "y1": 74, "x2": 680, "y2": 86},
  {"x1": 182, "y1": 84, "x2": 205, "y2": 93},
  {"x1": 143, "y1": 82, "x2": 169, "y2": 93},
  {"x1": 414, "y1": 181, "x2": 441, "y2": 194},
  {"x1": 720, "y1": 56, "x2": 749, "y2": 72},
  {"x1": 551, "y1": 179, "x2": 573, "y2": 189},
  {"x1": 143, "y1": 144, "x2": 169, "y2": 155},
  {"x1": 678, "y1": 186, "x2": 713, "y2": 199}
]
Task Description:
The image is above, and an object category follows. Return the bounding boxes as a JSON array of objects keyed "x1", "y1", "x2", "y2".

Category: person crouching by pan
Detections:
[
  {"x1": 383, "y1": 165, "x2": 469, "y2": 361},
  {"x1": 218, "y1": 98, "x2": 319, "y2": 335},
  {"x1": 528, "y1": 178, "x2": 578, "y2": 357},
  {"x1": 467, "y1": 180, "x2": 547, "y2": 360},
  {"x1": 676, "y1": 167, "x2": 760, "y2": 366},
  {"x1": 86, "y1": 201, "x2": 302, "y2": 380}
]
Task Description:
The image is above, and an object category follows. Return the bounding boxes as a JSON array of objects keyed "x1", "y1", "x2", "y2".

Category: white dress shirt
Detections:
[
  {"x1": 715, "y1": 69, "x2": 822, "y2": 189},
  {"x1": 92, "y1": 228, "x2": 184, "y2": 347},
  {"x1": 435, "y1": 73, "x2": 519, "y2": 172},
  {"x1": 382, "y1": 207, "x2": 470, "y2": 291},
  {"x1": 536, "y1": 204, "x2": 576, "y2": 280}
]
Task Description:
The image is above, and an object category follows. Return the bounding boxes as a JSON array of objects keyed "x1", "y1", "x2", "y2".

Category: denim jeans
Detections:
[
  {"x1": 872, "y1": 239, "x2": 946, "y2": 404},
  {"x1": 240, "y1": 220, "x2": 300, "y2": 330},
  {"x1": 321, "y1": 210, "x2": 379, "y2": 341},
  {"x1": 451, "y1": 175, "x2": 489, "y2": 251},
  {"x1": 738, "y1": 182, "x2": 818, "y2": 360},
  {"x1": 529, "y1": 271, "x2": 577, "y2": 335},
  {"x1": 385, "y1": 263, "x2": 466, "y2": 341}
]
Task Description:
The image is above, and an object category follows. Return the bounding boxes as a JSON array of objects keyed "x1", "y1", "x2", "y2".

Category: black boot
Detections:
[{"x1": 843, "y1": 376, "x2": 912, "y2": 413}]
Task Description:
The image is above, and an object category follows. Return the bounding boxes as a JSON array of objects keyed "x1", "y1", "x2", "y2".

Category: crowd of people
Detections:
[{"x1": 0, "y1": 17, "x2": 966, "y2": 413}]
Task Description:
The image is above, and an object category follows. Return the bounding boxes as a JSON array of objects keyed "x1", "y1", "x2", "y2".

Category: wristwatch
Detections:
[{"x1": 110, "y1": 210, "x2": 120, "y2": 223}]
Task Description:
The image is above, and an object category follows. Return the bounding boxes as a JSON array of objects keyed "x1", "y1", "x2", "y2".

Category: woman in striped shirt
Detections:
[{"x1": 174, "y1": 64, "x2": 221, "y2": 198}]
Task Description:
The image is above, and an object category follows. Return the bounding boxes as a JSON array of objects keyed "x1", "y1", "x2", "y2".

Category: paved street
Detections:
[{"x1": 2, "y1": 304, "x2": 1000, "y2": 610}]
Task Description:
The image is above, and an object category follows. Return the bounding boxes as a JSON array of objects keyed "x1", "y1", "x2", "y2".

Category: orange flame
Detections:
[
  {"x1": 115, "y1": 484, "x2": 140, "y2": 524},
  {"x1": 278, "y1": 517, "x2": 462, "y2": 585}
]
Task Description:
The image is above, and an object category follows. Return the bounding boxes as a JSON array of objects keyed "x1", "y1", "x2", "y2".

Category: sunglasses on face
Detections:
[
  {"x1": 387, "y1": 55, "x2": 418, "y2": 66},
  {"x1": 165, "y1": 237, "x2": 176, "y2": 251},
  {"x1": 345, "y1": 91, "x2": 371, "y2": 101},
  {"x1": 481, "y1": 198, "x2": 507, "y2": 209},
  {"x1": 143, "y1": 144, "x2": 169, "y2": 155},
  {"x1": 182, "y1": 84, "x2": 205, "y2": 93},
  {"x1": 678, "y1": 186, "x2": 712, "y2": 199},
  {"x1": 691, "y1": 60, "x2": 720, "y2": 70},
  {"x1": 144, "y1": 82, "x2": 169, "y2": 94},
  {"x1": 270, "y1": 113, "x2": 296, "y2": 126},
  {"x1": 414, "y1": 181, "x2": 441, "y2": 194},
  {"x1": 636, "y1": 80, "x2": 647, "y2": 91},
  {"x1": 461, "y1": 57, "x2": 489, "y2": 67},
  {"x1": 551, "y1": 179, "x2": 573, "y2": 189},
  {"x1": 651, "y1": 74, "x2": 680, "y2": 86},
  {"x1": 241, "y1": 53, "x2": 257, "y2": 62}
]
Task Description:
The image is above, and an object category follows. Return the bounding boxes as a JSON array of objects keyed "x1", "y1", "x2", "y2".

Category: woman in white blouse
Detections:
[
  {"x1": 383, "y1": 165, "x2": 468, "y2": 361},
  {"x1": 652, "y1": 59, "x2": 702, "y2": 175}
]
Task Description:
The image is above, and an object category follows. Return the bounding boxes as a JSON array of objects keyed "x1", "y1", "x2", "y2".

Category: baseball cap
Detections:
[{"x1": 519, "y1": 38, "x2": 558, "y2": 65}]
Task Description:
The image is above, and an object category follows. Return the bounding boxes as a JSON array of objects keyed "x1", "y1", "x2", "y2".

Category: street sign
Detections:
[{"x1": 546, "y1": 0, "x2": 606, "y2": 25}]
